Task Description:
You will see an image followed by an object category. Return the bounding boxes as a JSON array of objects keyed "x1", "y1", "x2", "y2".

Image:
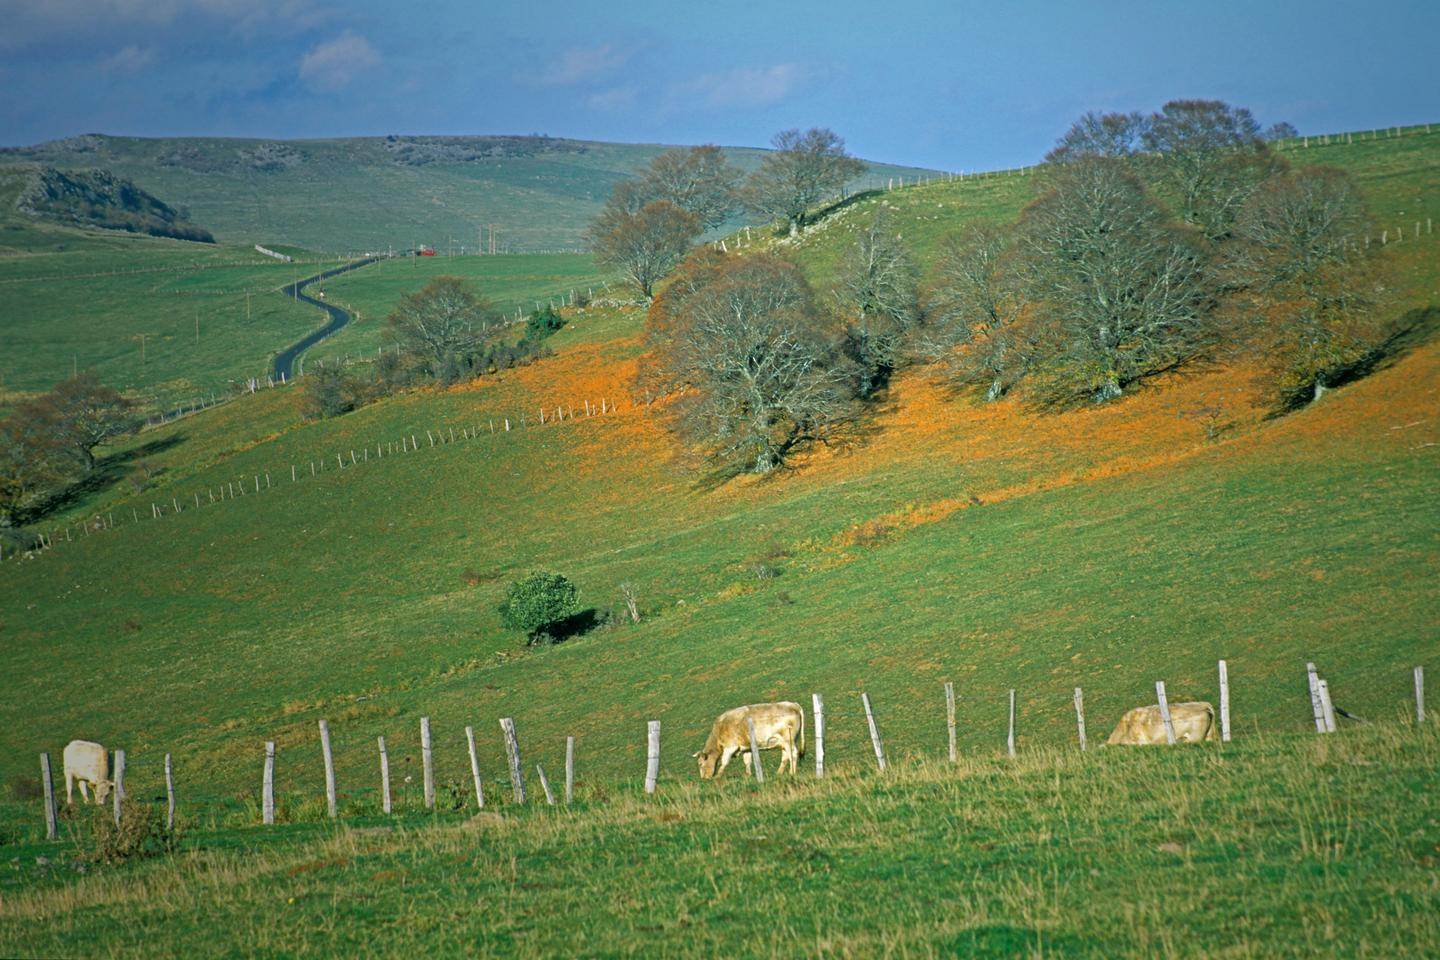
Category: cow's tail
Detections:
[
  {"x1": 1206, "y1": 703, "x2": 1219, "y2": 742},
  {"x1": 797, "y1": 703, "x2": 806, "y2": 759}
]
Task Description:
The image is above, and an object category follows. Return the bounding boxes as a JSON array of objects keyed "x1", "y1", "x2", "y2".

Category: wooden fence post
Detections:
[
  {"x1": 263, "y1": 742, "x2": 275, "y2": 824},
  {"x1": 812, "y1": 694, "x2": 825, "y2": 778},
  {"x1": 1416, "y1": 666, "x2": 1426, "y2": 724},
  {"x1": 1073, "y1": 688, "x2": 1087, "y2": 751},
  {"x1": 746, "y1": 718, "x2": 765, "y2": 783},
  {"x1": 319, "y1": 720, "x2": 337, "y2": 818},
  {"x1": 1218, "y1": 659, "x2": 1232, "y2": 742},
  {"x1": 862, "y1": 693, "x2": 887, "y2": 771},
  {"x1": 420, "y1": 716, "x2": 435, "y2": 810},
  {"x1": 645, "y1": 721, "x2": 661, "y2": 794},
  {"x1": 537, "y1": 765, "x2": 556, "y2": 805},
  {"x1": 164, "y1": 753, "x2": 175, "y2": 830},
  {"x1": 1155, "y1": 681, "x2": 1177, "y2": 744},
  {"x1": 499, "y1": 718, "x2": 525, "y2": 803},
  {"x1": 1317, "y1": 679, "x2": 1337, "y2": 733},
  {"x1": 945, "y1": 682, "x2": 957, "y2": 762},
  {"x1": 1007, "y1": 689, "x2": 1017, "y2": 758},
  {"x1": 565, "y1": 737, "x2": 575, "y2": 803},
  {"x1": 39, "y1": 753, "x2": 57, "y2": 840},
  {"x1": 112, "y1": 750, "x2": 126, "y2": 825},
  {"x1": 378, "y1": 736, "x2": 392, "y2": 814},
  {"x1": 464, "y1": 726, "x2": 484, "y2": 809},
  {"x1": 1306, "y1": 662, "x2": 1326, "y2": 732}
]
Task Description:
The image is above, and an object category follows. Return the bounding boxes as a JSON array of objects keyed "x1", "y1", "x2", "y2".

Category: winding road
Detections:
[{"x1": 272, "y1": 254, "x2": 389, "y2": 381}]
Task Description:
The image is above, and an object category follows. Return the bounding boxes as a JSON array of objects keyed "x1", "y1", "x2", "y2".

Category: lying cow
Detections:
[
  {"x1": 694, "y1": 702, "x2": 805, "y2": 779},
  {"x1": 1106, "y1": 702, "x2": 1218, "y2": 745},
  {"x1": 63, "y1": 739, "x2": 113, "y2": 805}
]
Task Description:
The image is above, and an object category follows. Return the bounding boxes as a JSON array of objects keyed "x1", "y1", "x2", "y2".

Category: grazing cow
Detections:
[
  {"x1": 1106, "y1": 702, "x2": 1218, "y2": 746},
  {"x1": 63, "y1": 739, "x2": 112, "y2": 805},
  {"x1": 694, "y1": 702, "x2": 805, "y2": 779}
]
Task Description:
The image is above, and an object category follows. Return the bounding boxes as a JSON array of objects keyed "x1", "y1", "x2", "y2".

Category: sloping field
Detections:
[{"x1": 0, "y1": 125, "x2": 1436, "y2": 956}]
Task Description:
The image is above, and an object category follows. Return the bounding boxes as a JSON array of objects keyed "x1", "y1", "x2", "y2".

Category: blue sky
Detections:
[{"x1": 1, "y1": 0, "x2": 1436, "y2": 171}]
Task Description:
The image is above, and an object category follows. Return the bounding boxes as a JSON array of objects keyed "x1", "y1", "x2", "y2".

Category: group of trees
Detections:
[
  {"x1": 637, "y1": 100, "x2": 1381, "y2": 476},
  {"x1": 0, "y1": 372, "x2": 139, "y2": 527},
  {"x1": 928, "y1": 99, "x2": 1378, "y2": 408},
  {"x1": 304, "y1": 276, "x2": 559, "y2": 420},
  {"x1": 589, "y1": 129, "x2": 867, "y2": 300}
]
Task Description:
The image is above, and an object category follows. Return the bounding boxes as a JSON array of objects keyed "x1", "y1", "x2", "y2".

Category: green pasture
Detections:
[
  {"x1": 307, "y1": 253, "x2": 613, "y2": 364},
  {"x1": 1, "y1": 723, "x2": 1435, "y2": 957}
]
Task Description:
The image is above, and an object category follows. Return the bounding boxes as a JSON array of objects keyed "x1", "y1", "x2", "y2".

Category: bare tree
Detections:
[
  {"x1": 589, "y1": 200, "x2": 702, "y2": 300},
  {"x1": 835, "y1": 213, "x2": 921, "y2": 396},
  {"x1": 1227, "y1": 166, "x2": 1377, "y2": 403},
  {"x1": 741, "y1": 128, "x2": 866, "y2": 235},
  {"x1": 386, "y1": 276, "x2": 497, "y2": 383},
  {"x1": 1263, "y1": 121, "x2": 1299, "y2": 142},
  {"x1": 1142, "y1": 99, "x2": 1268, "y2": 230},
  {"x1": 41, "y1": 372, "x2": 139, "y2": 472},
  {"x1": 1018, "y1": 159, "x2": 1217, "y2": 405},
  {"x1": 1046, "y1": 111, "x2": 1149, "y2": 164},
  {"x1": 0, "y1": 401, "x2": 69, "y2": 527},
  {"x1": 641, "y1": 146, "x2": 741, "y2": 230},
  {"x1": 923, "y1": 222, "x2": 1034, "y2": 401},
  {"x1": 646, "y1": 253, "x2": 856, "y2": 474}
]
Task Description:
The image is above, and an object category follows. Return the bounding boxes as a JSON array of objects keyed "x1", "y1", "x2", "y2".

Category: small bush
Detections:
[
  {"x1": 80, "y1": 798, "x2": 181, "y2": 864},
  {"x1": 499, "y1": 571, "x2": 580, "y2": 645},
  {"x1": 525, "y1": 305, "x2": 566, "y2": 341}
]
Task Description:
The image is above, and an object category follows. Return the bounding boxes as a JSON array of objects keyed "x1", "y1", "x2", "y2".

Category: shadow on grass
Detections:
[
  {"x1": 545, "y1": 607, "x2": 610, "y2": 644},
  {"x1": 22, "y1": 433, "x2": 186, "y2": 525},
  {"x1": 1275, "y1": 304, "x2": 1440, "y2": 413}
]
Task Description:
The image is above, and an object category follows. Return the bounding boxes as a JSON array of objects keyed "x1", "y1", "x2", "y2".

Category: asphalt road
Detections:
[{"x1": 271, "y1": 254, "x2": 387, "y2": 381}]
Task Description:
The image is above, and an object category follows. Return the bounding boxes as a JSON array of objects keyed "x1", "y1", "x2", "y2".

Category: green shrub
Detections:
[
  {"x1": 79, "y1": 798, "x2": 181, "y2": 864},
  {"x1": 498, "y1": 571, "x2": 579, "y2": 645},
  {"x1": 525, "y1": 305, "x2": 566, "y2": 341}
]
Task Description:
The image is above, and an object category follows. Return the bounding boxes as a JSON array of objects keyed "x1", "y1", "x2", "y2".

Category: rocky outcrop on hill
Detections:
[{"x1": 16, "y1": 167, "x2": 215, "y2": 242}]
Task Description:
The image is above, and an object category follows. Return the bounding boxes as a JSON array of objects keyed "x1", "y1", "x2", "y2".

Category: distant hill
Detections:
[
  {"x1": 14, "y1": 165, "x2": 214, "y2": 243},
  {"x1": 0, "y1": 133, "x2": 940, "y2": 253}
]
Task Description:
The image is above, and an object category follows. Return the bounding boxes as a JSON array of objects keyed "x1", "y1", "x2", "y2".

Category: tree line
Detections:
[{"x1": 591, "y1": 102, "x2": 1389, "y2": 477}]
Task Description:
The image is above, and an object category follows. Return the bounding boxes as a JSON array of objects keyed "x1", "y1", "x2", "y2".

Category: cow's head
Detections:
[
  {"x1": 94, "y1": 779, "x2": 114, "y2": 804},
  {"x1": 692, "y1": 750, "x2": 719, "y2": 780}
]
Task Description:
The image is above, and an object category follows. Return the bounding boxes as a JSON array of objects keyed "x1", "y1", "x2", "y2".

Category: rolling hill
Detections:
[
  {"x1": 0, "y1": 124, "x2": 1436, "y2": 956},
  {"x1": 0, "y1": 133, "x2": 940, "y2": 253}
]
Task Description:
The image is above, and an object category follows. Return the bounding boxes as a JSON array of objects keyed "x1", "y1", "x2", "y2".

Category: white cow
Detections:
[
  {"x1": 63, "y1": 739, "x2": 112, "y2": 805},
  {"x1": 694, "y1": 702, "x2": 805, "y2": 779}
]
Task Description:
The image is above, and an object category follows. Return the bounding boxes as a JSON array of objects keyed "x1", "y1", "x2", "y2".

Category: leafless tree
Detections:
[
  {"x1": 834, "y1": 213, "x2": 921, "y2": 396},
  {"x1": 41, "y1": 372, "x2": 139, "y2": 472},
  {"x1": 741, "y1": 128, "x2": 866, "y2": 235},
  {"x1": 1142, "y1": 99, "x2": 1268, "y2": 230},
  {"x1": 1018, "y1": 159, "x2": 1217, "y2": 405},
  {"x1": 588, "y1": 200, "x2": 702, "y2": 300},
  {"x1": 641, "y1": 146, "x2": 741, "y2": 230},
  {"x1": 923, "y1": 222, "x2": 1034, "y2": 401},
  {"x1": 0, "y1": 401, "x2": 68, "y2": 526},
  {"x1": 1226, "y1": 166, "x2": 1377, "y2": 402},
  {"x1": 1046, "y1": 111, "x2": 1149, "y2": 164},
  {"x1": 1263, "y1": 121, "x2": 1299, "y2": 142},
  {"x1": 386, "y1": 276, "x2": 498, "y2": 383},
  {"x1": 646, "y1": 253, "x2": 856, "y2": 474}
]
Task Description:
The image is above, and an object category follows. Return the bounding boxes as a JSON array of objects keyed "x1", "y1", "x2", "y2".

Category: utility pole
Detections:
[{"x1": 195, "y1": 308, "x2": 199, "y2": 344}]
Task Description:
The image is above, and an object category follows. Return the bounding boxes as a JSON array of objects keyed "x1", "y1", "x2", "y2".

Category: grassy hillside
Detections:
[
  {"x1": 2, "y1": 724, "x2": 1435, "y2": 957},
  {"x1": 0, "y1": 134, "x2": 939, "y2": 252},
  {"x1": 1, "y1": 125, "x2": 1436, "y2": 955}
]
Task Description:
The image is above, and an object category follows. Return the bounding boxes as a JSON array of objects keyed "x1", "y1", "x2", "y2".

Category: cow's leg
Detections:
[
  {"x1": 715, "y1": 746, "x2": 740, "y2": 778},
  {"x1": 65, "y1": 771, "x2": 74, "y2": 805},
  {"x1": 741, "y1": 751, "x2": 752, "y2": 777},
  {"x1": 78, "y1": 778, "x2": 89, "y2": 803}
]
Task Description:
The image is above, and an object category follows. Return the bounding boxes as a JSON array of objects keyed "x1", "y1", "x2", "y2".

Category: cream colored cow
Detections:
[
  {"x1": 694, "y1": 702, "x2": 805, "y2": 778},
  {"x1": 63, "y1": 739, "x2": 113, "y2": 805},
  {"x1": 1106, "y1": 702, "x2": 1218, "y2": 745}
]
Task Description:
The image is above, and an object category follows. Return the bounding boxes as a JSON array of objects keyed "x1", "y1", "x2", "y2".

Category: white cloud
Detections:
[
  {"x1": 538, "y1": 44, "x2": 629, "y2": 87},
  {"x1": 100, "y1": 44, "x2": 155, "y2": 73},
  {"x1": 299, "y1": 30, "x2": 380, "y2": 92},
  {"x1": 685, "y1": 63, "x2": 801, "y2": 110}
]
